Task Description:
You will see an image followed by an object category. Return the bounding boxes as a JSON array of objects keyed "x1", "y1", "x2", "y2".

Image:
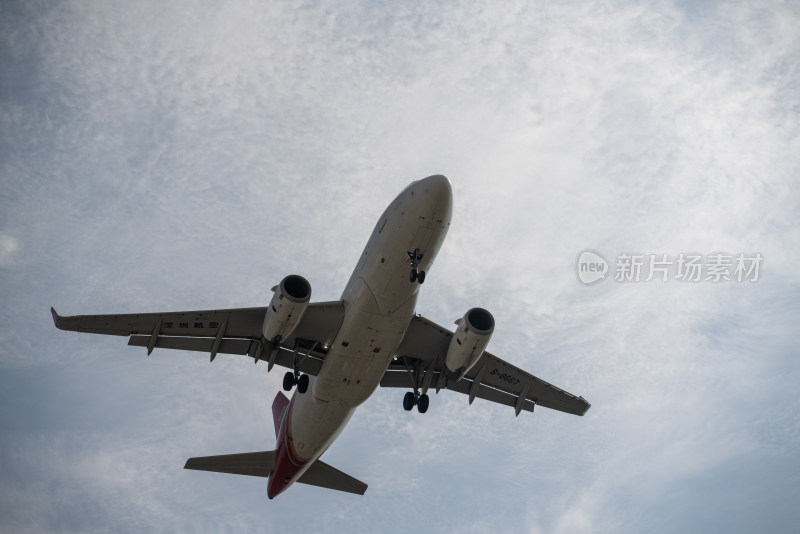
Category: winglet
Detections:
[
  {"x1": 578, "y1": 397, "x2": 592, "y2": 416},
  {"x1": 50, "y1": 307, "x2": 62, "y2": 329}
]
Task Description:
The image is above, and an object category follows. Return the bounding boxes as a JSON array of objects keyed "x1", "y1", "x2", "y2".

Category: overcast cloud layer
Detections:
[{"x1": 1, "y1": 1, "x2": 798, "y2": 532}]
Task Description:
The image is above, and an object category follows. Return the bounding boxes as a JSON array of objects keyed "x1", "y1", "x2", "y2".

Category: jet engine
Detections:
[
  {"x1": 262, "y1": 275, "x2": 311, "y2": 343},
  {"x1": 444, "y1": 307, "x2": 495, "y2": 380}
]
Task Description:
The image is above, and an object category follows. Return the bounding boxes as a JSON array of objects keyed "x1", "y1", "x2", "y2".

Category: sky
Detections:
[{"x1": 1, "y1": 0, "x2": 798, "y2": 532}]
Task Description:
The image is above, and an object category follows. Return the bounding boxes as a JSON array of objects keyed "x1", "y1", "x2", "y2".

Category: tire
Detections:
[
  {"x1": 297, "y1": 374, "x2": 309, "y2": 394},
  {"x1": 283, "y1": 372, "x2": 295, "y2": 391},
  {"x1": 409, "y1": 269, "x2": 417, "y2": 283},
  {"x1": 417, "y1": 394, "x2": 429, "y2": 413},
  {"x1": 417, "y1": 270, "x2": 426, "y2": 284},
  {"x1": 403, "y1": 392, "x2": 416, "y2": 411}
]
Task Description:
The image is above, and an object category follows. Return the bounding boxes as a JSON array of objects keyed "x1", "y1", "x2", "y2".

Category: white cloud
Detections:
[
  {"x1": 1, "y1": 0, "x2": 798, "y2": 532},
  {"x1": 0, "y1": 234, "x2": 17, "y2": 266}
]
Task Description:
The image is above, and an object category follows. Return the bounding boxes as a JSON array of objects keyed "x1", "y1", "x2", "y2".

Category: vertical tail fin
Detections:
[{"x1": 272, "y1": 391, "x2": 290, "y2": 437}]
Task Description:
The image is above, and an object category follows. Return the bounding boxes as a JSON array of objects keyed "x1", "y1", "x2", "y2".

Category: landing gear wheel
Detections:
[
  {"x1": 403, "y1": 391, "x2": 416, "y2": 411},
  {"x1": 408, "y1": 248, "x2": 425, "y2": 284},
  {"x1": 417, "y1": 394, "x2": 429, "y2": 413},
  {"x1": 297, "y1": 374, "x2": 310, "y2": 394},
  {"x1": 282, "y1": 371, "x2": 295, "y2": 392}
]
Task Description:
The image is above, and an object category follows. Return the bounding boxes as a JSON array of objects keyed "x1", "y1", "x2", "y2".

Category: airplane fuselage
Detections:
[{"x1": 268, "y1": 175, "x2": 453, "y2": 498}]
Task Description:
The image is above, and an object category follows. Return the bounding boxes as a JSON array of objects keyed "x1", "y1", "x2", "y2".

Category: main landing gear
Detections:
[
  {"x1": 283, "y1": 371, "x2": 309, "y2": 394},
  {"x1": 408, "y1": 248, "x2": 425, "y2": 284},
  {"x1": 400, "y1": 356, "x2": 430, "y2": 413},
  {"x1": 403, "y1": 391, "x2": 429, "y2": 414},
  {"x1": 283, "y1": 340, "x2": 310, "y2": 394}
]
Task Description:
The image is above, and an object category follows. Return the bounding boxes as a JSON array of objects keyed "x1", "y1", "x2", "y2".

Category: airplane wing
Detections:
[
  {"x1": 381, "y1": 315, "x2": 591, "y2": 416},
  {"x1": 50, "y1": 302, "x2": 345, "y2": 375}
]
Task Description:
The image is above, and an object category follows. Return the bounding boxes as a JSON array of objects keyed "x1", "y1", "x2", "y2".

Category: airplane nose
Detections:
[
  {"x1": 420, "y1": 174, "x2": 451, "y2": 195},
  {"x1": 419, "y1": 174, "x2": 452, "y2": 208}
]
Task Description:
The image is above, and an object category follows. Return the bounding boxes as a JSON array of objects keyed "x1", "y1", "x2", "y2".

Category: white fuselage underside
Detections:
[{"x1": 288, "y1": 176, "x2": 453, "y2": 462}]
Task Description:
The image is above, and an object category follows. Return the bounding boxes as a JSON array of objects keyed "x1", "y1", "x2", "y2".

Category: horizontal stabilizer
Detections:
[
  {"x1": 184, "y1": 451, "x2": 275, "y2": 477},
  {"x1": 297, "y1": 459, "x2": 368, "y2": 495},
  {"x1": 184, "y1": 450, "x2": 367, "y2": 496}
]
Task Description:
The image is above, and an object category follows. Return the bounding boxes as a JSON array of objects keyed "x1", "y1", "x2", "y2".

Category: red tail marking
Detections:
[{"x1": 271, "y1": 391, "x2": 290, "y2": 438}]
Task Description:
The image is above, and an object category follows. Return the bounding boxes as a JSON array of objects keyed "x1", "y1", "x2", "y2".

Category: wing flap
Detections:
[
  {"x1": 184, "y1": 451, "x2": 276, "y2": 477},
  {"x1": 127, "y1": 335, "x2": 325, "y2": 375},
  {"x1": 128, "y1": 335, "x2": 251, "y2": 354},
  {"x1": 380, "y1": 369, "x2": 535, "y2": 412}
]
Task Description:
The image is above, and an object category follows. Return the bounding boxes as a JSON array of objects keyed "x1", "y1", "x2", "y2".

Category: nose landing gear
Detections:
[{"x1": 408, "y1": 249, "x2": 425, "y2": 284}]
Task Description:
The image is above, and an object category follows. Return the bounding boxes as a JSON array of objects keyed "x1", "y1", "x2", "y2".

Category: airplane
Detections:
[{"x1": 51, "y1": 175, "x2": 590, "y2": 499}]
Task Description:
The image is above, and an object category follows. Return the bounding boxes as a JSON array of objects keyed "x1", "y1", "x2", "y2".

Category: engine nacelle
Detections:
[
  {"x1": 262, "y1": 275, "x2": 311, "y2": 343},
  {"x1": 444, "y1": 307, "x2": 495, "y2": 379}
]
